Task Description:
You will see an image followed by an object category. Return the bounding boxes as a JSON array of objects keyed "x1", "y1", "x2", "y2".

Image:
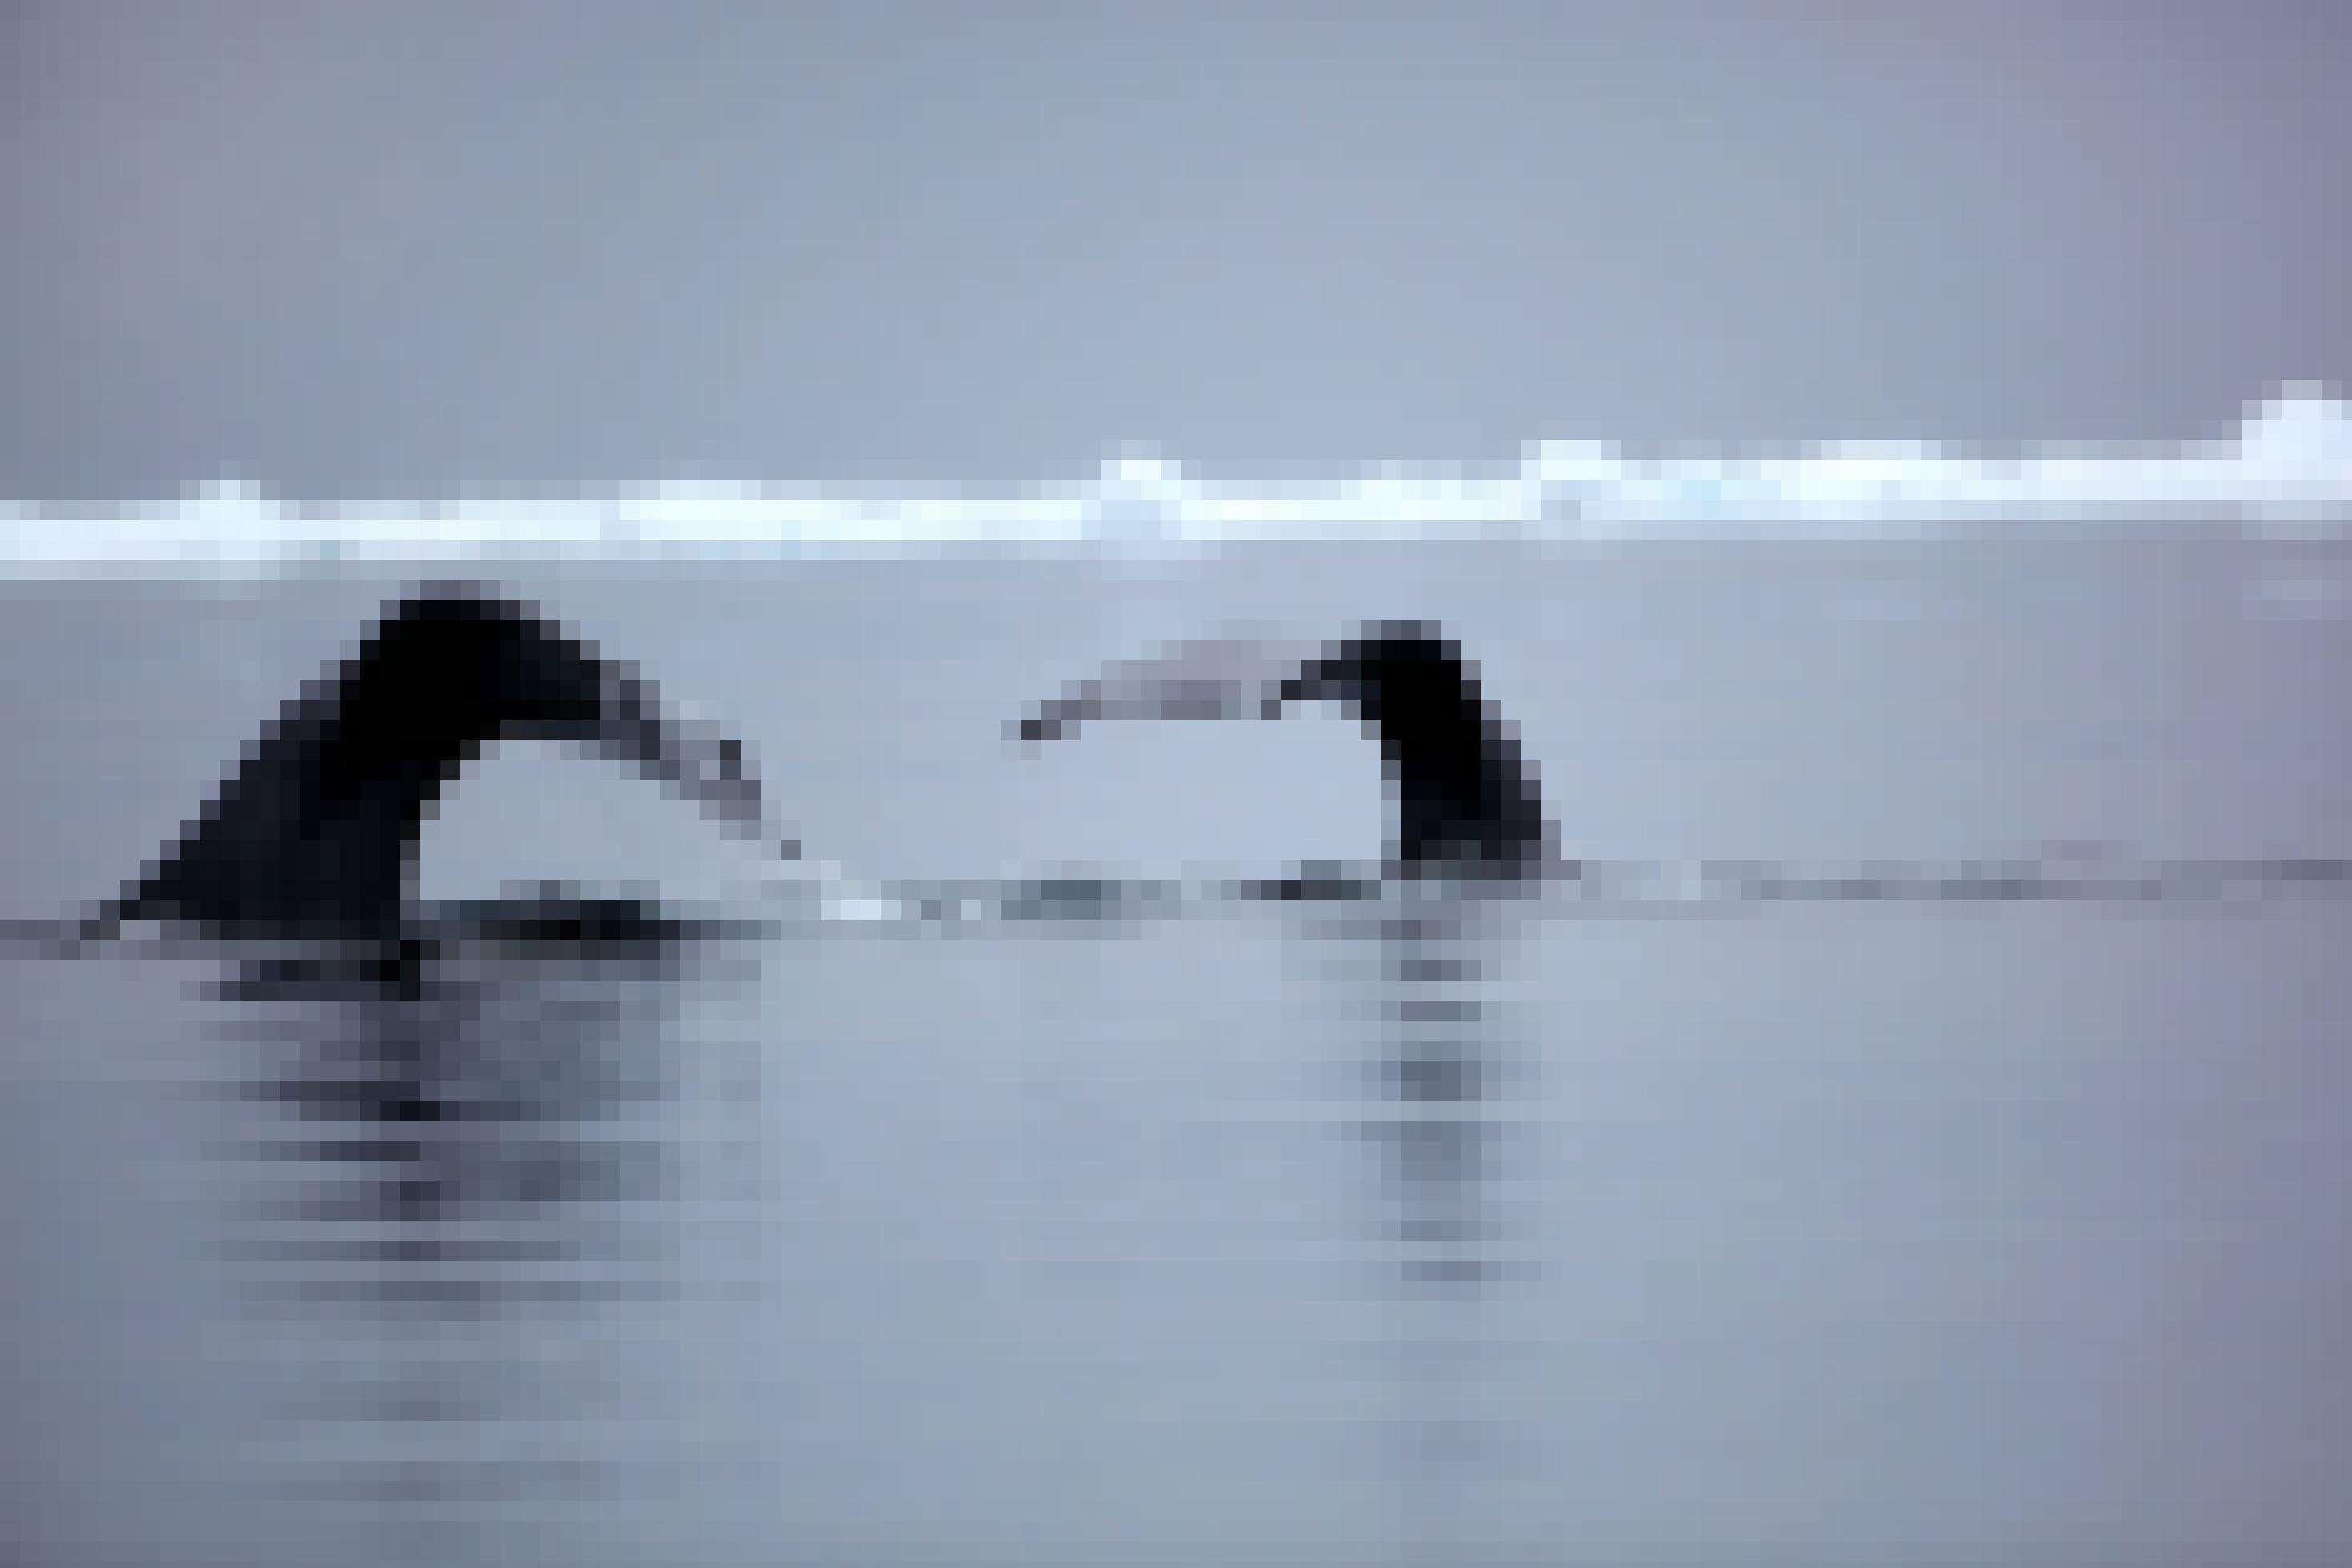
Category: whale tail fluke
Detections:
[
  {"x1": 1014, "y1": 622, "x2": 1558, "y2": 882},
  {"x1": 95, "y1": 583, "x2": 795, "y2": 943}
]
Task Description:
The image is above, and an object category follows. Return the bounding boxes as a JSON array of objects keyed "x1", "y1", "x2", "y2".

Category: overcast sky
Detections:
[{"x1": 6, "y1": 2, "x2": 2348, "y2": 505}]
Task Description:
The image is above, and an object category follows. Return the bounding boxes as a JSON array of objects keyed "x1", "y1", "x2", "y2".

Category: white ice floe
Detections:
[{"x1": 5, "y1": 390, "x2": 2346, "y2": 577}]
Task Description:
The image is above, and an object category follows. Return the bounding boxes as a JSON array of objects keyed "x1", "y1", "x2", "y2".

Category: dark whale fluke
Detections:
[
  {"x1": 1275, "y1": 623, "x2": 1556, "y2": 880},
  {"x1": 96, "y1": 581, "x2": 790, "y2": 942},
  {"x1": 1014, "y1": 621, "x2": 1559, "y2": 884}
]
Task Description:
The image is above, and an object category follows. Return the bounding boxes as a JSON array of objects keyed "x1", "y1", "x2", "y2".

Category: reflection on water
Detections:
[
  {"x1": 1298, "y1": 888, "x2": 1546, "y2": 1563},
  {"x1": 197, "y1": 908, "x2": 769, "y2": 1567},
  {"x1": 10, "y1": 867, "x2": 2352, "y2": 1565},
  {"x1": 179, "y1": 880, "x2": 1552, "y2": 1565}
]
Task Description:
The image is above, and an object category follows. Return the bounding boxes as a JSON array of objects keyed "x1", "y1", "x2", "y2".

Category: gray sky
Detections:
[{"x1": 6, "y1": 2, "x2": 2348, "y2": 504}]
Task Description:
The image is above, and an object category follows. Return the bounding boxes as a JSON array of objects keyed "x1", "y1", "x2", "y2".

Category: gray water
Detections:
[{"x1": 6, "y1": 546, "x2": 2350, "y2": 1566}]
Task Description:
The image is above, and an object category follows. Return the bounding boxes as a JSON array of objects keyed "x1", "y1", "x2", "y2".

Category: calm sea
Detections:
[{"x1": 5, "y1": 541, "x2": 2348, "y2": 1566}]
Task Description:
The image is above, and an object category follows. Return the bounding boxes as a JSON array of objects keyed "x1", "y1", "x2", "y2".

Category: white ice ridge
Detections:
[{"x1": 3, "y1": 387, "x2": 2346, "y2": 575}]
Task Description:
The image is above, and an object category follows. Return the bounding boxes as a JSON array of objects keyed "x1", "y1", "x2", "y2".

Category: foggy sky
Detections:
[{"x1": 5, "y1": 2, "x2": 2348, "y2": 505}]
